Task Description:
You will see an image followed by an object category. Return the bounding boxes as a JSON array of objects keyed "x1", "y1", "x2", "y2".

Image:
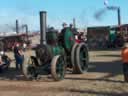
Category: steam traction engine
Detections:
[{"x1": 23, "y1": 11, "x2": 89, "y2": 81}]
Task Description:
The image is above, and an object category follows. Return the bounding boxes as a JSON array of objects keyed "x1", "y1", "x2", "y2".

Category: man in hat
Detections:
[
  {"x1": 69, "y1": 24, "x2": 78, "y2": 35},
  {"x1": 121, "y1": 43, "x2": 128, "y2": 82},
  {"x1": 62, "y1": 22, "x2": 67, "y2": 29},
  {"x1": 58, "y1": 22, "x2": 67, "y2": 44},
  {"x1": 0, "y1": 40, "x2": 4, "y2": 54}
]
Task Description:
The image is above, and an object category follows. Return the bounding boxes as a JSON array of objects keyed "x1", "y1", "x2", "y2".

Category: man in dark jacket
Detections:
[
  {"x1": 69, "y1": 24, "x2": 79, "y2": 36},
  {"x1": 14, "y1": 43, "x2": 24, "y2": 70}
]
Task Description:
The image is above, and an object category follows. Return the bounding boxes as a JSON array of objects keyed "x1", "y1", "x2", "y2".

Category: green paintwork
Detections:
[
  {"x1": 46, "y1": 31, "x2": 65, "y2": 56},
  {"x1": 109, "y1": 30, "x2": 116, "y2": 42},
  {"x1": 46, "y1": 32, "x2": 58, "y2": 45},
  {"x1": 64, "y1": 28, "x2": 75, "y2": 52},
  {"x1": 52, "y1": 45, "x2": 64, "y2": 56},
  {"x1": 46, "y1": 31, "x2": 65, "y2": 80}
]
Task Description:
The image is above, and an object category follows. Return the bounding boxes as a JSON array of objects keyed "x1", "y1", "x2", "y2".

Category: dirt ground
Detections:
[{"x1": 0, "y1": 49, "x2": 128, "y2": 96}]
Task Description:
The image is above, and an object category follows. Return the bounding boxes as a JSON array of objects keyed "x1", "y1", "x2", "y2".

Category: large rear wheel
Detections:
[
  {"x1": 71, "y1": 43, "x2": 79, "y2": 73},
  {"x1": 75, "y1": 43, "x2": 89, "y2": 74}
]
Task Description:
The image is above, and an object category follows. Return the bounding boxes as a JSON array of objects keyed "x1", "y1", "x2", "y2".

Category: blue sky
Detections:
[{"x1": 0, "y1": 0, "x2": 128, "y2": 31}]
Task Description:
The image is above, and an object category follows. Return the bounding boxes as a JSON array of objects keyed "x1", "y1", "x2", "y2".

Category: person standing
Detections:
[
  {"x1": 0, "y1": 55, "x2": 4, "y2": 73},
  {"x1": 0, "y1": 41, "x2": 4, "y2": 54},
  {"x1": 23, "y1": 43, "x2": 27, "y2": 52},
  {"x1": 59, "y1": 22, "x2": 68, "y2": 45},
  {"x1": 62, "y1": 22, "x2": 67, "y2": 29},
  {"x1": 69, "y1": 24, "x2": 78, "y2": 36},
  {"x1": 0, "y1": 52, "x2": 11, "y2": 73},
  {"x1": 14, "y1": 43, "x2": 24, "y2": 70},
  {"x1": 121, "y1": 43, "x2": 128, "y2": 82}
]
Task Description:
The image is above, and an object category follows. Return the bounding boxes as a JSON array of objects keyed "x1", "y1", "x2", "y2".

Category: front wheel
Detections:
[
  {"x1": 23, "y1": 56, "x2": 38, "y2": 80},
  {"x1": 51, "y1": 55, "x2": 66, "y2": 81}
]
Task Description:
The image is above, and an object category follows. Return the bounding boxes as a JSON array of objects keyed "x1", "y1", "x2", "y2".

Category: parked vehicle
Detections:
[{"x1": 0, "y1": 34, "x2": 31, "y2": 51}]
